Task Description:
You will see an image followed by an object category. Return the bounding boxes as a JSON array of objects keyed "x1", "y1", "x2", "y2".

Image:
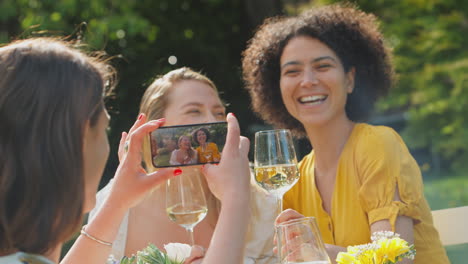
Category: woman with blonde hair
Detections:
[
  {"x1": 92, "y1": 67, "x2": 277, "y2": 263},
  {"x1": 169, "y1": 135, "x2": 198, "y2": 165}
]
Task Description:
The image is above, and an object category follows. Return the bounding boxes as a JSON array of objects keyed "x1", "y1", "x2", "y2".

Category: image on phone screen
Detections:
[{"x1": 150, "y1": 122, "x2": 228, "y2": 168}]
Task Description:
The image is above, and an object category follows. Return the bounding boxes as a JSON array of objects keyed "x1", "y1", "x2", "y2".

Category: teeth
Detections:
[{"x1": 299, "y1": 95, "x2": 327, "y2": 104}]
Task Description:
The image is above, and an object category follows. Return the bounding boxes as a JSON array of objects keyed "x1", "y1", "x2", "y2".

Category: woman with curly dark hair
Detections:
[
  {"x1": 242, "y1": 4, "x2": 448, "y2": 263},
  {"x1": 192, "y1": 127, "x2": 221, "y2": 163}
]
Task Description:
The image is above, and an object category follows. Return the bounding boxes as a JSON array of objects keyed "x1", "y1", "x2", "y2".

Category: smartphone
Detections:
[{"x1": 149, "y1": 121, "x2": 228, "y2": 168}]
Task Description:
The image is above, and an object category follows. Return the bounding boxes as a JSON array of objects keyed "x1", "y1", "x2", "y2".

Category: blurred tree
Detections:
[
  {"x1": 0, "y1": 0, "x2": 283, "y2": 184},
  {"x1": 287, "y1": 0, "x2": 468, "y2": 174},
  {"x1": 6, "y1": 0, "x2": 465, "y2": 175}
]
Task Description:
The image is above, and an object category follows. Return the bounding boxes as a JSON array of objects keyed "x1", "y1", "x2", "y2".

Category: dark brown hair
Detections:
[
  {"x1": 0, "y1": 38, "x2": 115, "y2": 255},
  {"x1": 192, "y1": 127, "x2": 211, "y2": 145},
  {"x1": 242, "y1": 4, "x2": 394, "y2": 137}
]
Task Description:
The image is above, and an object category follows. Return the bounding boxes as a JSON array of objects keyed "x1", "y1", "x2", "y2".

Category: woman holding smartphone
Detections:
[
  {"x1": 0, "y1": 38, "x2": 251, "y2": 264},
  {"x1": 91, "y1": 67, "x2": 278, "y2": 263}
]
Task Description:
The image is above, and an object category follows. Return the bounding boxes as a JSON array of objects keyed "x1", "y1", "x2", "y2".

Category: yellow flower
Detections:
[
  {"x1": 358, "y1": 250, "x2": 376, "y2": 264},
  {"x1": 376, "y1": 237, "x2": 410, "y2": 263},
  {"x1": 336, "y1": 232, "x2": 416, "y2": 264},
  {"x1": 336, "y1": 252, "x2": 357, "y2": 264}
]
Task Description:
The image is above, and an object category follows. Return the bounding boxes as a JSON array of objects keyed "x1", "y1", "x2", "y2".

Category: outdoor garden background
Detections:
[{"x1": 1, "y1": 0, "x2": 467, "y2": 262}]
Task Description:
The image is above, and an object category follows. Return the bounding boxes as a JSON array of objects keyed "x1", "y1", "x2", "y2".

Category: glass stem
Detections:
[
  {"x1": 187, "y1": 228, "x2": 195, "y2": 245},
  {"x1": 276, "y1": 193, "x2": 283, "y2": 215}
]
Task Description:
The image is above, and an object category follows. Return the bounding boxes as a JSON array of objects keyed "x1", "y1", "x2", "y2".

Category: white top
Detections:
[
  {"x1": 89, "y1": 178, "x2": 278, "y2": 264},
  {"x1": 169, "y1": 149, "x2": 198, "y2": 165}
]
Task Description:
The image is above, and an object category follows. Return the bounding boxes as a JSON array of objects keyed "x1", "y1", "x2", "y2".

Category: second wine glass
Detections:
[
  {"x1": 254, "y1": 129, "x2": 300, "y2": 213},
  {"x1": 276, "y1": 217, "x2": 331, "y2": 264},
  {"x1": 166, "y1": 167, "x2": 208, "y2": 245}
]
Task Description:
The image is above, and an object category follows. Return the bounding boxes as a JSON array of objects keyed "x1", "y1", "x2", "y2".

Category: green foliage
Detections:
[
  {"x1": 424, "y1": 174, "x2": 468, "y2": 210},
  {"x1": 0, "y1": 0, "x2": 258, "y2": 185},
  {"x1": 119, "y1": 244, "x2": 183, "y2": 264},
  {"x1": 292, "y1": 0, "x2": 468, "y2": 173}
]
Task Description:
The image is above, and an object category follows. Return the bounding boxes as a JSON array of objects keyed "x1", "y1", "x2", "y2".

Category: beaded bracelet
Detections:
[{"x1": 80, "y1": 225, "x2": 113, "y2": 246}]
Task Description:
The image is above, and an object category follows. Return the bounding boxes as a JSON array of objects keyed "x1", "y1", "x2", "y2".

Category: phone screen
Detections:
[{"x1": 149, "y1": 122, "x2": 228, "y2": 168}]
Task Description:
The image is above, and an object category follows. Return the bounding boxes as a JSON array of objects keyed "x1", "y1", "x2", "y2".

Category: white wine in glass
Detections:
[
  {"x1": 254, "y1": 129, "x2": 300, "y2": 213},
  {"x1": 166, "y1": 167, "x2": 207, "y2": 245}
]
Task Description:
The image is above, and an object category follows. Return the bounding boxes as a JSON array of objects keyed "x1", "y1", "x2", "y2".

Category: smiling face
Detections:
[
  {"x1": 279, "y1": 36, "x2": 355, "y2": 128},
  {"x1": 178, "y1": 136, "x2": 192, "y2": 150},
  {"x1": 163, "y1": 80, "x2": 226, "y2": 126},
  {"x1": 196, "y1": 130, "x2": 207, "y2": 144}
]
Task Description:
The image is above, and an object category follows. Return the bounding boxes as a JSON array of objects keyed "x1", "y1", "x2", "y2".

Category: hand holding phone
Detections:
[{"x1": 149, "y1": 122, "x2": 228, "y2": 168}]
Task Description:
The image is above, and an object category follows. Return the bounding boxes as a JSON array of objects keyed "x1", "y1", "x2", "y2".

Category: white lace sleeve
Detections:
[{"x1": 88, "y1": 179, "x2": 129, "y2": 261}]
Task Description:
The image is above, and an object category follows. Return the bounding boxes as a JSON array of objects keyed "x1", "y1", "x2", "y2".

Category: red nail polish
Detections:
[
  {"x1": 231, "y1": 113, "x2": 236, "y2": 118},
  {"x1": 173, "y1": 168, "x2": 182, "y2": 176},
  {"x1": 138, "y1": 113, "x2": 143, "y2": 120}
]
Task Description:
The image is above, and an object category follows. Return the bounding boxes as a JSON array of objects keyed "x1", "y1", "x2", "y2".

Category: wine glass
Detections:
[
  {"x1": 166, "y1": 167, "x2": 208, "y2": 245},
  {"x1": 254, "y1": 129, "x2": 300, "y2": 213},
  {"x1": 276, "y1": 217, "x2": 331, "y2": 264}
]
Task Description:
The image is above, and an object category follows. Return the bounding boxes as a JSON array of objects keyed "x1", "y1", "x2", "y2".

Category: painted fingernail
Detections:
[
  {"x1": 173, "y1": 168, "x2": 182, "y2": 176},
  {"x1": 157, "y1": 118, "x2": 166, "y2": 122},
  {"x1": 230, "y1": 113, "x2": 236, "y2": 118},
  {"x1": 137, "y1": 113, "x2": 143, "y2": 120}
]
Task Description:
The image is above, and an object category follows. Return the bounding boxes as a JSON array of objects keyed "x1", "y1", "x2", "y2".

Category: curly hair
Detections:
[
  {"x1": 242, "y1": 4, "x2": 394, "y2": 137},
  {"x1": 192, "y1": 127, "x2": 211, "y2": 145}
]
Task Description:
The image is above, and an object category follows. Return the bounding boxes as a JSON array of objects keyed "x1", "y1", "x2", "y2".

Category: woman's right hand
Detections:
[
  {"x1": 109, "y1": 114, "x2": 178, "y2": 211},
  {"x1": 201, "y1": 113, "x2": 250, "y2": 203}
]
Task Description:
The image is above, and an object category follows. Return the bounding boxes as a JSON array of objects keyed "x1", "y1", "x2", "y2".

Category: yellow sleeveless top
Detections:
[{"x1": 283, "y1": 123, "x2": 449, "y2": 264}]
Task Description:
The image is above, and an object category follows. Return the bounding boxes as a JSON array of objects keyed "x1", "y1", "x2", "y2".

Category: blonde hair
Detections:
[{"x1": 140, "y1": 67, "x2": 218, "y2": 171}]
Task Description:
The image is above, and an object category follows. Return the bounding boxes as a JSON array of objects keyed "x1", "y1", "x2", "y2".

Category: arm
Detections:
[
  {"x1": 200, "y1": 113, "x2": 251, "y2": 264},
  {"x1": 322, "y1": 212, "x2": 413, "y2": 264},
  {"x1": 369, "y1": 187, "x2": 414, "y2": 264},
  {"x1": 356, "y1": 128, "x2": 418, "y2": 264},
  {"x1": 61, "y1": 115, "x2": 176, "y2": 264}
]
